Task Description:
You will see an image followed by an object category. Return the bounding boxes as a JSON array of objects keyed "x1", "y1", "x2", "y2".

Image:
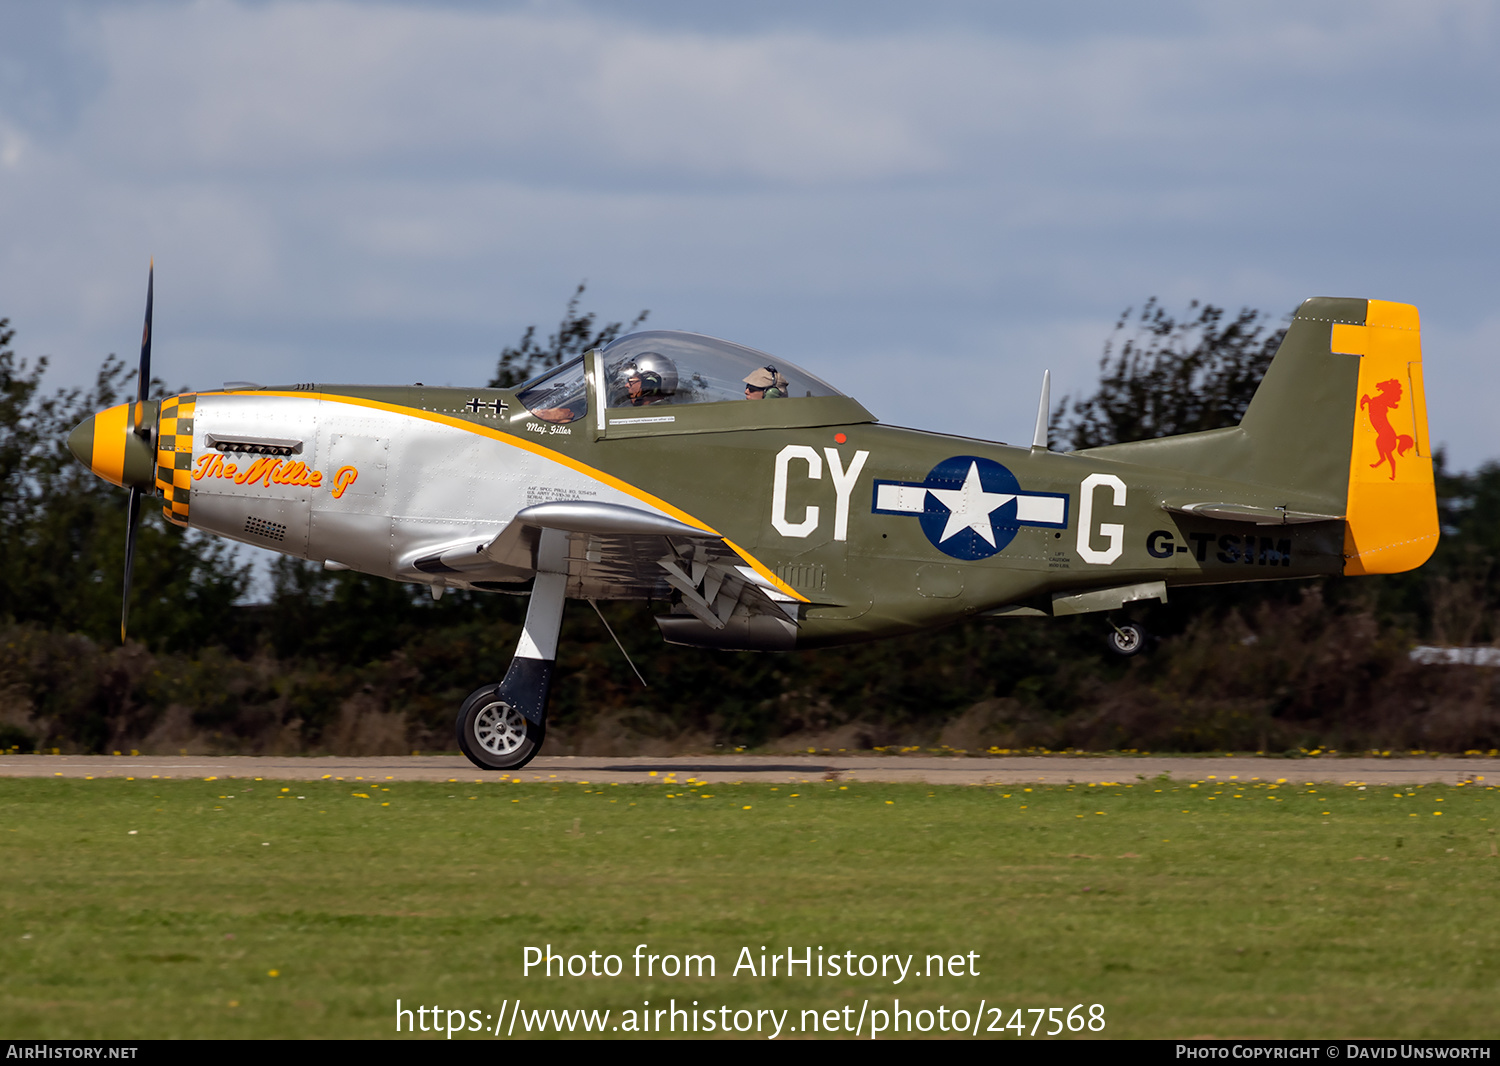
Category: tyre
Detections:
[
  {"x1": 456, "y1": 684, "x2": 545, "y2": 770},
  {"x1": 1105, "y1": 621, "x2": 1148, "y2": 657}
]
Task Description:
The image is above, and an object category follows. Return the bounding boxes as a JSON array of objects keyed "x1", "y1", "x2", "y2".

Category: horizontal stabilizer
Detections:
[{"x1": 1165, "y1": 501, "x2": 1342, "y2": 526}]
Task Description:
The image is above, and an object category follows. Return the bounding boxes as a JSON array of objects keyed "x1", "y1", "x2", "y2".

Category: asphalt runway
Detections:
[{"x1": 0, "y1": 753, "x2": 1491, "y2": 785}]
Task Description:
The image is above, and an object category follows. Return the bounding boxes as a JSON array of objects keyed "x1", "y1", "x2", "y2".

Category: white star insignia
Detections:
[{"x1": 926, "y1": 461, "x2": 1016, "y2": 546}]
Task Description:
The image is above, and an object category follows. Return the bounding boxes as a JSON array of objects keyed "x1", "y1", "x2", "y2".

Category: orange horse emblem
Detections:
[{"x1": 1360, "y1": 378, "x2": 1416, "y2": 480}]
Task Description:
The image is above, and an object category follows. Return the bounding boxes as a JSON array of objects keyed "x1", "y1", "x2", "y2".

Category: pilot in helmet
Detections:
[
  {"x1": 743, "y1": 365, "x2": 788, "y2": 400},
  {"x1": 622, "y1": 352, "x2": 677, "y2": 406}
]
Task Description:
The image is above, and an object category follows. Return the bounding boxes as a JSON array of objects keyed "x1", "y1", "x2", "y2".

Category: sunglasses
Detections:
[{"x1": 745, "y1": 383, "x2": 766, "y2": 392}]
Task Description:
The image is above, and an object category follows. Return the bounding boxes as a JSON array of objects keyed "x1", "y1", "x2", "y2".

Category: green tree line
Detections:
[{"x1": 0, "y1": 296, "x2": 1497, "y2": 756}]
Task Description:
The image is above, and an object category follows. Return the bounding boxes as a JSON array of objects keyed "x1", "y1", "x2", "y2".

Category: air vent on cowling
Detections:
[
  {"x1": 205, "y1": 434, "x2": 303, "y2": 456},
  {"x1": 244, "y1": 516, "x2": 287, "y2": 542}
]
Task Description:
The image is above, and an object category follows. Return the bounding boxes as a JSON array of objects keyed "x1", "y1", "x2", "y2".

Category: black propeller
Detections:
[{"x1": 122, "y1": 262, "x2": 153, "y2": 642}]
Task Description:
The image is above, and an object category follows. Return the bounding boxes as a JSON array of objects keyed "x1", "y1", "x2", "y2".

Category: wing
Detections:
[{"x1": 398, "y1": 501, "x2": 800, "y2": 647}]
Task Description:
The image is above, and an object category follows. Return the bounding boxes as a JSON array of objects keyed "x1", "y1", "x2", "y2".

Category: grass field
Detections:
[{"x1": 1, "y1": 771, "x2": 1496, "y2": 1039}]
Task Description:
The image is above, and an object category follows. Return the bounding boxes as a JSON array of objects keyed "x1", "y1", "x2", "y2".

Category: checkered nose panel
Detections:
[{"x1": 154, "y1": 393, "x2": 196, "y2": 526}]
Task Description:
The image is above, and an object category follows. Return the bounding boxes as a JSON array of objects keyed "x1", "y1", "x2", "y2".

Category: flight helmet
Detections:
[{"x1": 620, "y1": 352, "x2": 678, "y2": 399}]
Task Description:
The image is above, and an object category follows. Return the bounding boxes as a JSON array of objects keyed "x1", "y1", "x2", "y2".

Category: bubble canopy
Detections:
[{"x1": 515, "y1": 331, "x2": 844, "y2": 424}]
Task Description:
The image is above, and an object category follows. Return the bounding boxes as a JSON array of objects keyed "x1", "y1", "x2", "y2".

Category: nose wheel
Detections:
[{"x1": 1105, "y1": 620, "x2": 1148, "y2": 657}]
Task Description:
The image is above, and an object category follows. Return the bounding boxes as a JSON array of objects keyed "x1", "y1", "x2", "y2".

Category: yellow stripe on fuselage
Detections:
[{"x1": 213, "y1": 390, "x2": 810, "y2": 603}]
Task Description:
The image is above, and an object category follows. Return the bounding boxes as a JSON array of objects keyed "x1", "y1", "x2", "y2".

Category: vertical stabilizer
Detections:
[{"x1": 1078, "y1": 297, "x2": 1437, "y2": 576}]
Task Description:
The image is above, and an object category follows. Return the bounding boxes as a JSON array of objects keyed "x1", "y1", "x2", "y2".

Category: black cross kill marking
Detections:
[{"x1": 465, "y1": 396, "x2": 508, "y2": 416}]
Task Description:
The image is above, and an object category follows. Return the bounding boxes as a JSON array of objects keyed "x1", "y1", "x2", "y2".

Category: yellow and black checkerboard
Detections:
[{"x1": 154, "y1": 393, "x2": 196, "y2": 526}]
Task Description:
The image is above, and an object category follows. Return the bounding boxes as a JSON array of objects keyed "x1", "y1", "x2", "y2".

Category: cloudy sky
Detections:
[{"x1": 2, "y1": 0, "x2": 1498, "y2": 466}]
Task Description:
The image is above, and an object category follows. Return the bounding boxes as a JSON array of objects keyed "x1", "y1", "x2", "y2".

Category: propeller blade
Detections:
[
  {"x1": 122, "y1": 486, "x2": 141, "y2": 642},
  {"x1": 135, "y1": 261, "x2": 153, "y2": 428},
  {"x1": 123, "y1": 262, "x2": 153, "y2": 641}
]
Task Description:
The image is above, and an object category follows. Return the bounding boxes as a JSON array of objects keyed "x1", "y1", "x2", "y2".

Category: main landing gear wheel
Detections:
[
  {"x1": 1105, "y1": 620, "x2": 1148, "y2": 657},
  {"x1": 456, "y1": 684, "x2": 545, "y2": 771}
]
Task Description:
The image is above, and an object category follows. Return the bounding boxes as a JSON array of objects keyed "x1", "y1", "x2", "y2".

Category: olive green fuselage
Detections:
[{"x1": 268, "y1": 383, "x2": 1340, "y2": 648}]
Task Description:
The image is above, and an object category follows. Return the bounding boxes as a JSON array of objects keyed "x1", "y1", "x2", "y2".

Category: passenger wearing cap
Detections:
[{"x1": 744, "y1": 365, "x2": 788, "y2": 400}]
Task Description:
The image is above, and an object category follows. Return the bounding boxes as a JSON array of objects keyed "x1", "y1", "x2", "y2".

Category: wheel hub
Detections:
[{"x1": 473, "y1": 701, "x2": 527, "y2": 756}]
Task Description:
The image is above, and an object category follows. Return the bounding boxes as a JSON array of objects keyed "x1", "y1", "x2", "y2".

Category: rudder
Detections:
[{"x1": 1331, "y1": 299, "x2": 1436, "y2": 574}]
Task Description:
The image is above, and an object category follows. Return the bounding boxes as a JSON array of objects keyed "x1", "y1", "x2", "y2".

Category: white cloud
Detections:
[
  {"x1": 0, "y1": 1, "x2": 1498, "y2": 466},
  {"x1": 64, "y1": 1, "x2": 1498, "y2": 187},
  {"x1": 81, "y1": 3, "x2": 942, "y2": 182}
]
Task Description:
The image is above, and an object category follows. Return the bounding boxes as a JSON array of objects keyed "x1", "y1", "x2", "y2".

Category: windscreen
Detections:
[
  {"x1": 515, "y1": 357, "x2": 588, "y2": 424},
  {"x1": 598, "y1": 331, "x2": 843, "y2": 408}
]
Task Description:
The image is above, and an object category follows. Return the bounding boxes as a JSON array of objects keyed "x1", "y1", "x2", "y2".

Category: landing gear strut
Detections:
[
  {"x1": 456, "y1": 529, "x2": 567, "y2": 771},
  {"x1": 1104, "y1": 619, "x2": 1148, "y2": 657}
]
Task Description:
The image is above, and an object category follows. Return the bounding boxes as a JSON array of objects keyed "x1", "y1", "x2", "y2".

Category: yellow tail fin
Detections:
[{"x1": 1334, "y1": 300, "x2": 1437, "y2": 575}]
